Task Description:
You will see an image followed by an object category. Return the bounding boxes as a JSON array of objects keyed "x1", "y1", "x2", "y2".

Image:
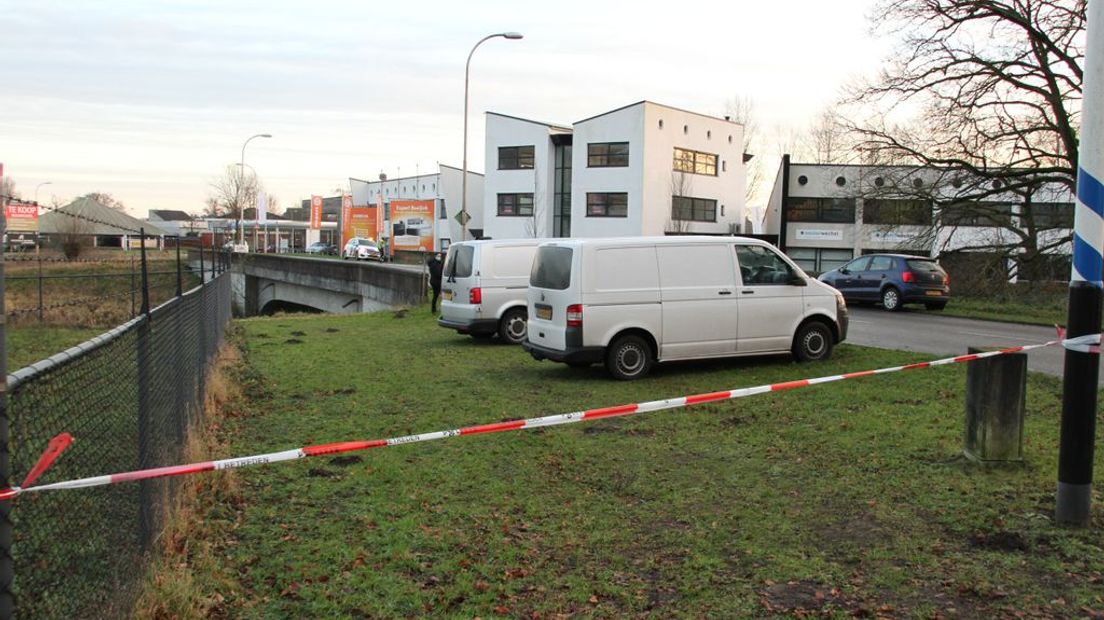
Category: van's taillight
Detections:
[
  {"x1": 902, "y1": 271, "x2": 915, "y2": 283},
  {"x1": 943, "y1": 273, "x2": 950, "y2": 285},
  {"x1": 469, "y1": 288, "x2": 482, "y2": 304},
  {"x1": 566, "y1": 304, "x2": 583, "y2": 328}
]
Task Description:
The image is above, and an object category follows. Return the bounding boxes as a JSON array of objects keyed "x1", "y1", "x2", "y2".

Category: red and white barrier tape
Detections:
[{"x1": 0, "y1": 329, "x2": 1099, "y2": 502}]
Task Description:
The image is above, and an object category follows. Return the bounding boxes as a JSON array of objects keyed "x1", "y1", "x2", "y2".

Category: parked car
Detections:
[
  {"x1": 437, "y1": 239, "x2": 544, "y2": 344},
  {"x1": 305, "y1": 241, "x2": 336, "y2": 255},
  {"x1": 817, "y1": 253, "x2": 950, "y2": 312},
  {"x1": 342, "y1": 237, "x2": 378, "y2": 260},
  {"x1": 523, "y1": 236, "x2": 848, "y2": 380},
  {"x1": 355, "y1": 241, "x2": 383, "y2": 262}
]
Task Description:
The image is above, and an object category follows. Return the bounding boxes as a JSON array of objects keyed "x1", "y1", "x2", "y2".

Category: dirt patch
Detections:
[
  {"x1": 290, "y1": 330, "x2": 306, "y2": 337},
  {"x1": 325, "y1": 327, "x2": 340, "y2": 333},
  {"x1": 308, "y1": 468, "x2": 337, "y2": 478},
  {"x1": 760, "y1": 580, "x2": 837, "y2": 614},
  {"x1": 969, "y1": 530, "x2": 1028, "y2": 552},
  {"x1": 815, "y1": 512, "x2": 890, "y2": 549},
  {"x1": 393, "y1": 309, "x2": 409, "y2": 319},
  {"x1": 284, "y1": 338, "x2": 303, "y2": 344},
  {"x1": 330, "y1": 455, "x2": 363, "y2": 467}
]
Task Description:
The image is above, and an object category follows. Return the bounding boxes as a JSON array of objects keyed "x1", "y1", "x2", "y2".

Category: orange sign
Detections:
[
  {"x1": 310, "y1": 195, "x2": 323, "y2": 230},
  {"x1": 390, "y1": 199, "x2": 435, "y2": 252},
  {"x1": 342, "y1": 206, "x2": 377, "y2": 247},
  {"x1": 4, "y1": 200, "x2": 39, "y2": 233}
]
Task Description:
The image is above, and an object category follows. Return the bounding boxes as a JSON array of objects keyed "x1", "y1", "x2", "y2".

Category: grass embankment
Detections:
[
  {"x1": 141, "y1": 309, "x2": 1103, "y2": 618},
  {"x1": 4, "y1": 254, "x2": 201, "y2": 371}
]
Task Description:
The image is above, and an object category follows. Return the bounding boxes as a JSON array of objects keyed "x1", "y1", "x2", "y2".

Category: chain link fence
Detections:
[{"x1": 4, "y1": 245, "x2": 232, "y2": 618}]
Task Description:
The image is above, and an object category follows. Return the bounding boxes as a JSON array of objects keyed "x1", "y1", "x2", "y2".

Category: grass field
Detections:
[{"x1": 138, "y1": 308, "x2": 1103, "y2": 618}]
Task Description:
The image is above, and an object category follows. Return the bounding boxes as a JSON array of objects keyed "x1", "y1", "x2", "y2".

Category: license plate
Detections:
[
  {"x1": 442, "y1": 290, "x2": 453, "y2": 301},
  {"x1": 536, "y1": 305, "x2": 552, "y2": 320},
  {"x1": 925, "y1": 290, "x2": 942, "y2": 296}
]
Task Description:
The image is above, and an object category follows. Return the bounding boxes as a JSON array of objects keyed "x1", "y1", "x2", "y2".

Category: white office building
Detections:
[
  {"x1": 763, "y1": 156, "x2": 1074, "y2": 279},
  {"x1": 349, "y1": 164, "x2": 483, "y2": 250},
  {"x1": 482, "y1": 101, "x2": 746, "y2": 240}
]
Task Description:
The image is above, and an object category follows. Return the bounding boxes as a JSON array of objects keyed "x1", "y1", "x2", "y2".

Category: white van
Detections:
[
  {"x1": 523, "y1": 236, "x2": 849, "y2": 379},
  {"x1": 438, "y1": 239, "x2": 544, "y2": 344}
]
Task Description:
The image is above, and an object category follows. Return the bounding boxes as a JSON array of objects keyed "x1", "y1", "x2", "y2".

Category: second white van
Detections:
[
  {"x1": 438, "y1": 239, "x2": 544, "y2": 344},
  {"x1": 523, "y1": 236, "x2": 849, "y2": 379}
]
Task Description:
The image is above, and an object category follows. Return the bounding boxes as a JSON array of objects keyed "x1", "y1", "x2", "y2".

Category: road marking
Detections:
[{"x1": 961, "y1": 331, "x2": 1026, "y2": 340}]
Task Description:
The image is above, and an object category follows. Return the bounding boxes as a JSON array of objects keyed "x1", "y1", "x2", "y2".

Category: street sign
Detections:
[{"x1": 454, "y1": 210, "x2": 471, "y2": 226}]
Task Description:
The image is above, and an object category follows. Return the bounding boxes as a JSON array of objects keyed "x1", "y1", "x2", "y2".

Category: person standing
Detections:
[{"x1": 428, "y1": 252, "x2": 444, "y2": 313}]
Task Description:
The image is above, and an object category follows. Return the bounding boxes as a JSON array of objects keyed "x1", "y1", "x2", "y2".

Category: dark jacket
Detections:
[{"x1": 428, "y1": 256, "x2": 443, "y2": 288}]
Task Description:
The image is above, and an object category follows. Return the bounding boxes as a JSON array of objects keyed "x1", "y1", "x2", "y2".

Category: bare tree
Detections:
[
  {"x1": 205, "y1": 164, "x2": 261, "y2": 218},
  {"x1": 82, "y1": 192, "x2": 126, "y2": 212},
  {"x1": 0, "y1": 176, "x2": 17, "y2": 206},
  {"x1": 52, "y1": 197, "x2": 93, "y2": 259},
  {"x1": 840, "y1": 0, "x2": 1084, "y2": 280},
  {"x1": 807, "y1": 110, "x2": 851, "y2": 164},
  {"x1": 724, "y1": 96, "x2": 763, "y2": 208},
  {"x1": 666, "y1": 170, "x2": 695, "y2": 233}
]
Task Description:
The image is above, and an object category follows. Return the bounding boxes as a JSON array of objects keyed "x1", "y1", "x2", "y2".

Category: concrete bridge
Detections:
[{"x1": 230, "y1": 254, "x2": 427, "y2": 316}]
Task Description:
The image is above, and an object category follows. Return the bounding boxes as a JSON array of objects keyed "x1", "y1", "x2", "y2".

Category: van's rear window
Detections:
[
  {"x1": 531, "y1": 246, "x2": 573, "y2": 290},
  {"x1": 445, "y1": 245, "x2": 474, "y2": 279}
]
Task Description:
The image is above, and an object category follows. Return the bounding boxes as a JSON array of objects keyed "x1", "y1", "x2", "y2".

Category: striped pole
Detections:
[{"x1": 1058, "y1": 0, "x2": 1104, "y2": 525}]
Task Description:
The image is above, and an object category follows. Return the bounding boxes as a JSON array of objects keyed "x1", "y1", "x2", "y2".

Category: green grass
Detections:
[
  {"x1": 940, "y1": 294, "x2": 1068, "y2": 326},
  {"x1": 6, "y1": 325, "x2": 104, "y2": 371},
  {"x1": 150, "y1": 309, "x2": 1103, "y2": 618}
]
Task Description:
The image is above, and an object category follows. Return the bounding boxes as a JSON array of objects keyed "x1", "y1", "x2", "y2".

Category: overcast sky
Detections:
[{"x1": 1, "y1": 0, "x2": 887, "y2": 217}]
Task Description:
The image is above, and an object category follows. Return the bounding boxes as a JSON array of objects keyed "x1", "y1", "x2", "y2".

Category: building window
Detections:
[
  {"x1": 797, "y1": 175, "x2": 808, "y2": 186},
  {"x1": 785, "y1": 198, "x2": 856, "y2": 223},
  {"x1": 788, "y1": 247, "x2": 854, "y2": 276},
  {"x1": 587, "y1": 142, "x2": 629, "y2": 167},
  {"x1": 941, "y1": 201, "x2": 1014, "y2": 227},
  {"x1": 672, "y1": 196, "x2": 717, "y2": 222},
  {"x1": 497, "y1": 193, "x2": 534, "y2": 216},
  {"x1": 586, "y1": 192, "x2": 628, "y2": 217},
  {"x1": 835, "y1": 176, "x2": 846, "y2": 186},
  {"x1": 874, "y1": 176, "x2": 885, "y2": 187},
  {"x1": 1027, "y1": 202, "x2": 1074, "y2": 229},
  {"x1": 439, "y1": 199, "x2": 447, "y2": 219},
  {"x1": 673, "y1": 147, "x2": 718, "y2": 176},
  {"x1": 498, "y1": 145, "x2": 535, "y2": 170},
  {"x1": 863, "y1": 199, "x2": 931, "y2": 226}
]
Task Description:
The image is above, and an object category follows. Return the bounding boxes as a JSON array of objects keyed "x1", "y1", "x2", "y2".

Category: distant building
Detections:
[
  {"x1": 763, "y1": 155, "x2": 1074, "y2": 280},
  {"x1": 481, "y1": 101, "x2": 747, "y2": 240},
  {"x1": 41, "y1": 196, "x2": 170, "y2": 248},
  {"x1": 148, "y1": 209, "x2": 206, "y2": 237},
  {"x1": 349, "y1": 164, "x2": 484, "y2": 249}
]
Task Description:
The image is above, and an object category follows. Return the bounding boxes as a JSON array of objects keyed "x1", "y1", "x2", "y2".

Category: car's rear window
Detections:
[
  {"x1": 445, "y1": 245, "x2": 474, "y2": 279},
  {"x1": 906, "y1": 259, "x2": 944, "y2": 273},
  {"x1": 530, "y1": 246, "x2": 573, "y2": 290}
]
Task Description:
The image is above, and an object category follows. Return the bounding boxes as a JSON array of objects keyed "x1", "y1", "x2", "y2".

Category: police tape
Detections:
[{"x1": 0, "y1": 329, "x2": 1100, "y2": 502}]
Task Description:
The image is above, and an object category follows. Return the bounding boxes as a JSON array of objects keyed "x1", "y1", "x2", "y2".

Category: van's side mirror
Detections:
[
  {"x1": 839, "y1": 267, "x2": 850, "y2": 275},
  {"x1": 790, "y1": 275, "x2": 808, "y2": 286}
]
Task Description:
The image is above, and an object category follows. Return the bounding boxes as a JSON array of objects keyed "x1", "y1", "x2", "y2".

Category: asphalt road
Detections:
[{"x1": 845, "y1": 306, "x2": 1103, "y2": 385}]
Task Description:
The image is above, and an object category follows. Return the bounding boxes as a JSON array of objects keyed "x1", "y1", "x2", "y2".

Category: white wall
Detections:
[
  {"x1": 482, "y1": 113, "x2": 558, "y2": 240},
  {"x1": 350, "y1": 167, "x2": 482, "y2": 251},
  {"x1": 640, "y1": 102, "x2": 744, "y2": 236},
  {"x1": 570, "y1": 103, "x2": 646, "y2": 237}
]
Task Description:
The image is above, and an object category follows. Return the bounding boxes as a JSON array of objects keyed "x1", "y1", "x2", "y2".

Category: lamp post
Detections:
[
  {"x1": 34, "y1": 182, "x2": 51, "y2": 204},
  {"x1": 238, "y1": 133, "x2": 272, "y2": 245},
  {"x1": 461, "y1": 32, "x2": 522, "y2": 241}
]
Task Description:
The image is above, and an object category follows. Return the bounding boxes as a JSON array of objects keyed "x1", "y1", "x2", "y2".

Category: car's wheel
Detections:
[
  {"x1": 498, "y1": 308, "x2": 528, "y2": 345},
  {"x1": 881, "y1": 286, "x2": 902, "y2": 312},
  {"x1": 792, "y1": 321, "x2": 833, "y2": 362},
  {"x1": 925, "y1": 301, "x2": 947, "y2": 311},
  {"x1": 605, "y1": 334, "x2": 653, "y2": 380}
]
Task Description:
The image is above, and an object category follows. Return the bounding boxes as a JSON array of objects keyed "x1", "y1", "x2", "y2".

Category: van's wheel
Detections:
[
  {"x1": 881, "y1": 287, "x2": 902, "y2": 312},
  {"x1": 498, "y1": 308, "x2": 528, "y2": 345},
  {"x1": 605, "y1": 334, "x2": 653, "y2": 380},
  {"x1": 792, "y1": 321, "x2": 833, "y2": 362}
]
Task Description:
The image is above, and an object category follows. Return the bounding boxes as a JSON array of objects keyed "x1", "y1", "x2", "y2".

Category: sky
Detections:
[{"x1": 0, "y1": 0, "x2": 889, "y2": 218}]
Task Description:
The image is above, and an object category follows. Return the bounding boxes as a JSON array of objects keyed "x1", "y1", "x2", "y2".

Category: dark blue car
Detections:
[{"x1": 817, "y1": 253, "x2": 950, "y2": 311}]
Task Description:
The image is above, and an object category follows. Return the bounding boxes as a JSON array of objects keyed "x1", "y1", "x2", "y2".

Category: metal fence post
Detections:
[
  {"x1": 198, "y1": 245, "x2": 205, "y2": 286},
  {"x1": 175, "y1": 239, "x2": 182, "y2": 297},
  {"x1": 130, "y1": 255, "x2": 136, "y2": 318},
  {"x1": 36, "y1": 256, "x2": 43, "y2": 324},
  {"x1": 0, "y1": 193, "x2": 16, "y2": 619},
  {"x1": 136, "y1": 230, "x2": 154, "y2": 550}
]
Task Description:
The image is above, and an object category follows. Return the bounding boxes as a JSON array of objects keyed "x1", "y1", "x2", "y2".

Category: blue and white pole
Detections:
[{"x1": 1057, "y1": 0, "x2": 1104, "y2": 525}]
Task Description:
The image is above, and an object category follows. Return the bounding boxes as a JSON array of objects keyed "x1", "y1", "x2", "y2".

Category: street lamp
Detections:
[
  {"x1": 238, "y1": 133, "x2": 272, "y2": 245},
  {"x1": 34, "y1": 181, "x2": 51, "y2": 204},
  {"x1": 462, "y1": 32, "x2": 523, "y2": 241}
]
